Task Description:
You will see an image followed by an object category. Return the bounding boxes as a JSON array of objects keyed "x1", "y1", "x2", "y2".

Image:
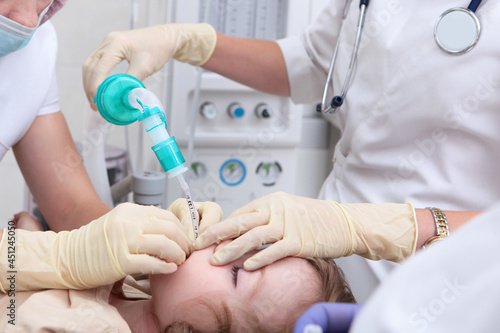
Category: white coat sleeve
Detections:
[
  {"x1": 350, "y1": 202, "x2": 500, "y2": 333},
  {"x1": 276, "y1": 0, "x2": 345, "y2": 104}
]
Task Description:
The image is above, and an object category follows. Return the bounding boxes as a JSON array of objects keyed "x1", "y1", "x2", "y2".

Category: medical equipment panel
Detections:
[
  {"x1": 165, "y1": 0, "x2": 331, "y2": 215},
  {"x1": 199, "y1": 0, "x2": 288, "y2": 40}
]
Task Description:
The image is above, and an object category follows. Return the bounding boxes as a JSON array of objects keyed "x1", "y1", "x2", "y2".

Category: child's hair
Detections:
[{"x1": 163, "y1": 258, "x2": 355, "y2": 333}]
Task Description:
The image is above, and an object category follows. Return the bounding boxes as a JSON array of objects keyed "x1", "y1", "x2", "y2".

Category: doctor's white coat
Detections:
[{"x1": 278, "y1": 0, "x2": 500, "y2": 301}]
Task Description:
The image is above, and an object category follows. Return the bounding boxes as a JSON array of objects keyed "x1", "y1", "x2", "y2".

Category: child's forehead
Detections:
[
  {"x1": 247, "y1": 258, "x2": 320, "y2": 308},
  {"x1": 229, "y1": 259, "x2": 321, "y2": 331},
  {"x1": 267, "y1": 256, "x2": 317, "y2": 278}
]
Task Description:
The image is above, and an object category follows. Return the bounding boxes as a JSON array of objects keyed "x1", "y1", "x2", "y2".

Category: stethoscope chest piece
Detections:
[{"x1": 434, "y1": 7, "x2": 481, "y2": 55}]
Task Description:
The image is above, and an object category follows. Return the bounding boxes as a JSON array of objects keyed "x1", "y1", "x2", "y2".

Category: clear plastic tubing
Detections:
[{"x1": 176, "y1": 174, "x2": 200, "y2": 240}]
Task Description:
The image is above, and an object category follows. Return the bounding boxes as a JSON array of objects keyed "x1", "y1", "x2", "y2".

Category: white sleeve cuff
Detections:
[{"x1": 277, "y1": 35, "x2": 328, "y2": 105}]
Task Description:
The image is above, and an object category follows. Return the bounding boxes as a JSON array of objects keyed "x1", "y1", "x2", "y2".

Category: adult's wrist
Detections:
[
  {"x1": 422, "y1": 207, "x2": 449, "y2": 249},
  {"x1": 415, "y1": 208, "x2": 438, "y2": 249},
  {"x1": 415, "y1": 208, "x2": 482, "y2": 249}
]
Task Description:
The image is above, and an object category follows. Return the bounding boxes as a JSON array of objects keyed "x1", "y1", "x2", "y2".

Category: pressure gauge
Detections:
[
  {"x1": 220, "y1": 159, "x2": 246, "y2": 186},
  {"x1": 256, "y1": 162, "x2": 282, "y2": 186}
]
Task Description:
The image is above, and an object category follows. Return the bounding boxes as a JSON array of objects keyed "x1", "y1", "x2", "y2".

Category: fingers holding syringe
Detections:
[
  {"x1": 168, "y1": 199, "x2": 224, "y2": 239},
  {"x1": 196, "y1": 201, "x2": 224, "y2": 233}
]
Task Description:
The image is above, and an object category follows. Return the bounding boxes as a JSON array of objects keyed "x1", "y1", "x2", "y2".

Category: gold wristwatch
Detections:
[{"x1": 423, "y1": 207, "x2": 450, "y2": 249}]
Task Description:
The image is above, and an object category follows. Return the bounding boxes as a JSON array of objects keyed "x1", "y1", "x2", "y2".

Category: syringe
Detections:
[
  {"x1": 94, "y1": 74, "x2": 200, "y2": 240},
  {"x1": 133, "y1": 97, "x2": 200, "y2": 240},
  {"x1": 176, "y1": 174, "x2": 199, "y2": 239}
]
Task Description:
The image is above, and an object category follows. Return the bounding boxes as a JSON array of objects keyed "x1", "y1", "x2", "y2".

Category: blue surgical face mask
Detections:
[{"x1": 0, "y1": 1, "x2": 53, "y2": 57}]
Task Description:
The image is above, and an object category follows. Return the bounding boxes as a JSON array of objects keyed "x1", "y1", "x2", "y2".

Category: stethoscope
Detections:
[{"x1": 318, "y1": 0, "x2": 484, "y2": 115}]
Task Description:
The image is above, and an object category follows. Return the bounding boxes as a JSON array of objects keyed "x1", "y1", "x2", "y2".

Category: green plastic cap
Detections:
[
  {"x1": 94, "y1": 74, "x2": 145, "y2": 125},
  {"x1": 152, "y1": 137, "x2": 186, "y2": 172}
]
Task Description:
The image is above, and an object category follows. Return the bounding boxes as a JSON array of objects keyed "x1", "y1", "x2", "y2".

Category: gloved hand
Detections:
[
  {"x1": 294, "y1": 303, "x2": 363, "y2": 333},
  {"x1": 83, "y1": 23, "x2": 217, "y2": 110},
  {"x1": 0, "y1": 203, "x2": 191, "y2": 292},
  {"x1": 194, "y1": 192, "x2": 417, "y2": 270},
  {"x1": 167, "y1": 198, "x2": 223, "y2": 241}
]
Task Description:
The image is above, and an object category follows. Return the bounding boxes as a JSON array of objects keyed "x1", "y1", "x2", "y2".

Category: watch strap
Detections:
[{"x1": 423, "y1": 207, "x2": 449, "y2": 249}]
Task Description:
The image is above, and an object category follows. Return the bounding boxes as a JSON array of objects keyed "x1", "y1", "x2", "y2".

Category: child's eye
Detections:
[{"x1": 232, "y1": 265, "x2": 240, "y2": 287}]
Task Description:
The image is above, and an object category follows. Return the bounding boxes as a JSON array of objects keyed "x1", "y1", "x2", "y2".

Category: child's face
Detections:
[{"x1": 150, "y1": 241, "x2": 321, "y2": 331}]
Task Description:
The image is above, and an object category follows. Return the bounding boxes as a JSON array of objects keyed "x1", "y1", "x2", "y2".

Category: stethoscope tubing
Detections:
[
  {"x1": 319, "y1": 0, "x2": 352, "y2": 114},
  {"x1": 318, "y1": 0, "x2": 369, "y2": 114},
  {"x1": 319, "y1": 0, "x2": 368, "y2": 114},
  {"x1": 340, "y1": 2, "x2": 367, "y2": 104},
  {"x1": 468, "y1": 0, "x2": 482, "y2": 12},
  {"x1": 318, "y1": 0, "x2": 481, "y2": 115}
]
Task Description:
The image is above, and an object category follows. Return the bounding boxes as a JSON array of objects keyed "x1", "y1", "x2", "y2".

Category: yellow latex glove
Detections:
[
  {"x1": 167, "y1": 198, "x2": 223, "y2": 241},
  {"x1": 0, "y1": 203, "x2": 191, "y2": 292},
  {"x1": 83, "y1": 23, "x2": 217, "y2": 110},
  {"x1": 194, "y1": 192, "x2": 418, "y2": 271}
]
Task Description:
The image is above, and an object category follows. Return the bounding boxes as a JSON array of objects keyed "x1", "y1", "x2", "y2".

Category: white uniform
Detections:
[
  {"x1": 0, "y1": 22, "x2": 60, "y2": 161},
  {"x1": 278, "y1": 0, "x2": 500, "y2": 302},
  {"x1": 350, "y1": 202, "x2": 500, "y2": 332}
]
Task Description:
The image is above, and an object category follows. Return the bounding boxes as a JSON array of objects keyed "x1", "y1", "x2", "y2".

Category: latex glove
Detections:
[
  {"x1": 294, "y1": 303, "x2": 363, "y2": 333},
  {"x1": 194, "y1": 192, "x2": 417, "y2": 271},
  {"x1": 167, "y1": 198, "x2": 223, "y2": 241},
  {"x1": 83, "y1": 23, "x2": 217, "y2": 110},
  {"x1": 0, "y1": 203, "x2": 191, "y2": 292}
]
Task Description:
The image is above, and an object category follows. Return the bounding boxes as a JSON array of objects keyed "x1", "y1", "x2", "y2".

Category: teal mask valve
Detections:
[
  {"x1": 94, "y1": 74, "x2": 188, "y2": 177},
  {"x1": 95, "y1": 74, "x2": 200, "y2": 240},
  {"x1": 94, "y1": 74, "x2": 144, "y2": 125}
]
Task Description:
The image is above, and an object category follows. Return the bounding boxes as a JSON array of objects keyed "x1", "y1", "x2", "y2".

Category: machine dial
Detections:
[
  {"x1": 189, "y1": 161, "x2": 208, "y2": 182},
  {"x1": 227, "y1": 103, "x2": 245, "y2": 119},
  {"x1": 256, "y1": 161, "x2": 282, "y2": 186},
  {"x1": 255, "y1": 103, "x2": 273, "y2": 119},
  {"x1": 200, "y1": 102, "x2": 218, "y2": 120},
  {"x1": 220, "y1": 159, "x2": 246, "y2": 186}
]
